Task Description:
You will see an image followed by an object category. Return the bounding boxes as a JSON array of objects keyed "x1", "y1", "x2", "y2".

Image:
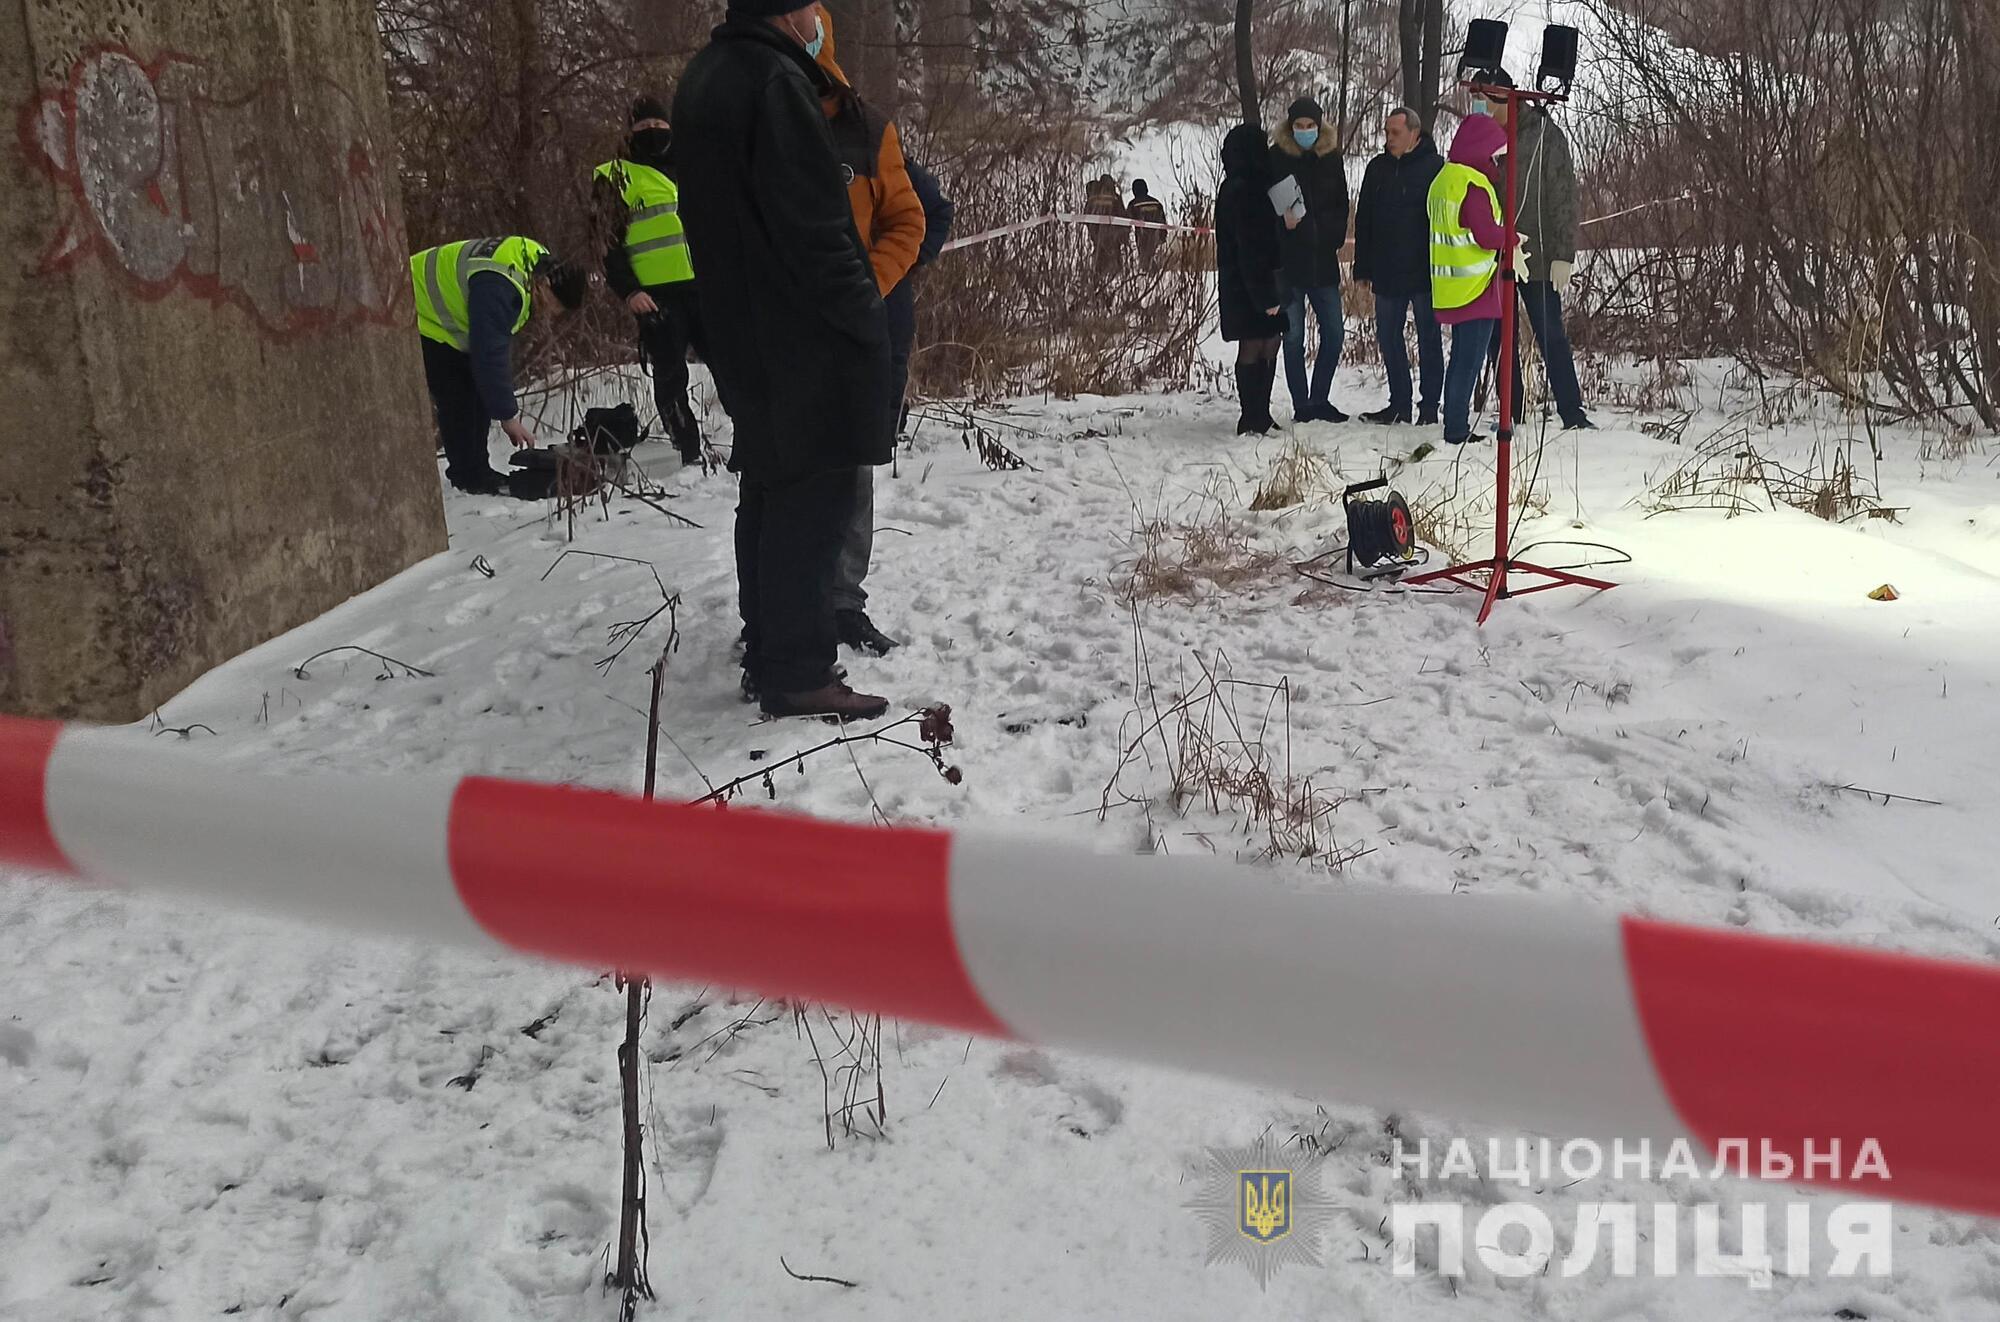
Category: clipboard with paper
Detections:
[{"x1": 1267, "y1": 174, "x2": 1305, "y2": 221}]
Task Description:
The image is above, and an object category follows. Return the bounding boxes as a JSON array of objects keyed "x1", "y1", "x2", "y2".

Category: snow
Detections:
[{"x1": 6, "y1": 350, "x2": 2000, "y2": 1319}]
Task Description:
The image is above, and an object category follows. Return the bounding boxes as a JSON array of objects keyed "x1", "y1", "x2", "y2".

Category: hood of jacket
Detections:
[
  {"x1": 1274, "y1": 121, "x2": 1339, "y2": 158},
  {"x1": 811, "y1": 3, "x2": 853, "y2": 88},
  {"x1": 1448, "y1": 113, "x2": 1506, "y2": 168},
  {"x1": 1222, "y1": 123, "x2": 1271, "y2": 181}
]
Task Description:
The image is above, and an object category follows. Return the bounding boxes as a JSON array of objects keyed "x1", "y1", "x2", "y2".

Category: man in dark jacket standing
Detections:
[
  {"x1": 1269, "y1": 97, "x2": 1351, "y2": 423},
  {"x1": 1353, "y1": 107, "x2": 1445, "y2": 426},
  {"x1": 674, "y1": 1, "x2": 894, "y2": 721}
]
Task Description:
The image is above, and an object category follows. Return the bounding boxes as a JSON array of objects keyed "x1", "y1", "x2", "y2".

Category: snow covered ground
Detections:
[{"x1": 6, "y1": 352, "x2": 2000, "y2": 1320}]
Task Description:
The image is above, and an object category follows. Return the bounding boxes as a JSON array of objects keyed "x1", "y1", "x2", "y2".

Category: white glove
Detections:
[
  {"x1": 1511, "y1": 237, "x2": 1532, "y2": 281},
  {"x1": 1549, "y1": 259, "x2": 1575, "y2": 294}
]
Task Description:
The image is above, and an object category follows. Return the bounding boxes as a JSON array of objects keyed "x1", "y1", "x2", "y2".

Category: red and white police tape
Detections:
[
  {"x1": 4, "y1": 713, "x2": 1999, "y2": 1215},
  {"x1": 941, "y1": 211, "x2": 1211, "y2": 254}
]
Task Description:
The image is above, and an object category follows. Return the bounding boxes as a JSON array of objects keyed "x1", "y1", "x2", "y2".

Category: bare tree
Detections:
[
  {"x1": 1574, "y1": 0, "x2": 2000, "y2": 427},
  {"x1": 1398, "y1": 0, "x2": 1446, "y2": 128},
  {"x1": 1236, "y1": 0, "x2": 1259, "y2": 122}
]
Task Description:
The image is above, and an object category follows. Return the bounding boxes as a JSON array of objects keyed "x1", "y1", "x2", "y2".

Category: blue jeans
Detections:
[
  {"x1": 1374, "y1": 289, "x2": 1443, "y2": 416},
  {"x1": 1444, "y1": 318, "x2": 1498, "y2": 442},
  {"x1": 1281, "y1": 284, "x2": 1345, "y2": 411},
  {"x1": 1488, "y1": 281, "x2": 1590, "y2": 425}
]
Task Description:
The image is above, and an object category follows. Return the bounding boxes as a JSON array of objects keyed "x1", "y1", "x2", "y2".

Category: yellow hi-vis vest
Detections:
[
  {"x1": 1428, "y1": 163, "x2": 1502, "y2": 311},
  {"x1": 412, "y1": 237, "x2": 545, "y2": 351},
  {"x1": 593, "y1": 160, "x2": 694, "y2": 287}
]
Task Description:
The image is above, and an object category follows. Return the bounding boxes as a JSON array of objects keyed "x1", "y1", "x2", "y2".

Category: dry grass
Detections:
[
  {"x1": 1249, "y1": 437, "x2": 1340, "y2": 512},
  {"x1": 1639, "y1": 410, "x2": 1893, "y2": 523},
  {"x1": 1117, "y1": 483, "x2": 1288, "y2": 603}
]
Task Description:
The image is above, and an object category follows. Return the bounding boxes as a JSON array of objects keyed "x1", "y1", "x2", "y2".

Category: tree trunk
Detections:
[
  {"x1": 1337, "y1": 0, "x2": 1354, "y2": 147},
  {"x1": 1420, "y1": 0, "x2": 1444, "y2": 128},
  {"x1": 1398, "y1": 0, "x2": 1422, "y2": 116},
  {"x1": 1235, "y1": 0, "x2": 1258, "y2": 124},
  {"x1": 509, "y1": 0, "x2": 544, "y2": 236},
  {"x1": 824, "y1": 0, "x2": 901, "y2": 117}
]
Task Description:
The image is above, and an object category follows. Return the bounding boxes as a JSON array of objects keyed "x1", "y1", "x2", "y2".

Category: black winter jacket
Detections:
[
  {"x1": 1268, "y1": 129, "x2": 1350, "y2": 290},
  {"x1": 1216, "y1": 125, "x2": 1286, "y2": 343},
  {"x1": 905, "y1": 155, "x2": 955, "y2": 269},
  {"x1": 672, "y1": 19, "x2": 892, "y2": 478},
  {"x1": 1352, "y1": 135, "x2": 1444, "y2": 298}
]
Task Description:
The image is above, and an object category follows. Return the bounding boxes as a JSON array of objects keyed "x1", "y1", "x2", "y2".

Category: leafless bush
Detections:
[
  {"x1": 912, "y1": 113, "x2": 1216, "y2": 401},
  {"x1": 1573, "y1": 0, "x2": 2000, "y2": 429},
  {"x1": 1102, "y1": 647, "x2": 1371, "y2": 868}
]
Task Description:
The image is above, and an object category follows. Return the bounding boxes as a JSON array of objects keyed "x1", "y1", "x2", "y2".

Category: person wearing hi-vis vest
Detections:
[
  {"x1": 1428, "y1": 113, "x2": 1524, "y2": 447},
  {"x1": 594, "y1": 96, "x2": 705, "y2": 466},
  {"x1": 412, "y1": 237, "x2": 588, "y2": 495}
]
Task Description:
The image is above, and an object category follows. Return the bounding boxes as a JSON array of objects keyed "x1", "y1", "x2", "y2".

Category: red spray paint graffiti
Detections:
[{"x1": 19, "y1": 47, "x2": 407, "y2": 339}]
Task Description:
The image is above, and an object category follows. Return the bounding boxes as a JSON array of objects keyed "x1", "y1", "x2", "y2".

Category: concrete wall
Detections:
[{"x1": 0, "y1": 0, "x2": 445, "y2": 721}]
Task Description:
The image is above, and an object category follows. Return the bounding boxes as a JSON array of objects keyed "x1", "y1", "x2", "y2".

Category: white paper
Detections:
[{"x1": 1267, "y1": 175, "x2": 1305, "y2": 220}]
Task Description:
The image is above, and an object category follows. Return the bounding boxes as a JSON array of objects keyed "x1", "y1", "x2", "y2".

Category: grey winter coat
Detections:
[{"x1": 1508, "y1": 108, "x2": 1579, "y2": 284}]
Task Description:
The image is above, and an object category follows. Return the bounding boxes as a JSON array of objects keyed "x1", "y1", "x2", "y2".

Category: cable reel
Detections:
[{"x1": 1344, "y1": 478, "x2": 1418, "y2": 579}]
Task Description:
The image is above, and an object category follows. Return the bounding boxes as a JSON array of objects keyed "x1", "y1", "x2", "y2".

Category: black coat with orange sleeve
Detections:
[{"x1": 671, "y1": 18, "x2": 892, "y2": 479}]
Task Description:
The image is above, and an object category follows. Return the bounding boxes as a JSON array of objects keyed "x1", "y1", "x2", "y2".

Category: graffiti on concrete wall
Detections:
[{"x1": 20, "y1": 47, "x2": 407, "y2": 338}]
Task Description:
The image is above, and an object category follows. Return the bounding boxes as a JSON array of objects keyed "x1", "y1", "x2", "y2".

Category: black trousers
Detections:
[
  {"x1": 422, "y1": 337, "x2": 500, "y2": 489},
  {"x1": 735, "y1": 467, "x2": 858, "y2": 694},
  {"x1": 638, "y1": 284, "x2": 702, "y2": 457}
]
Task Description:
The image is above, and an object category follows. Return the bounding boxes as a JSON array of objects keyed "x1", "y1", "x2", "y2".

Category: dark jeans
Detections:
[
  {"x1": 832, "y1": 467, "x2": 873, "y2": 613},
  {"x1": 736, "y1": 467, "x2": 857, "y2": 694},
  {"x1": 421, "y1": 337, "x2": 501, "y2": 489},
  {"x1": 1374, "y1": 288, "x2": 1443, "y2": 416},
  {"x1": 638, "y1": 283, "x2": 702, "y2": 457},
  {"x1": 1281, "y1": 283, "x2": 1346, "y2": 410},
  {"x1": 1444, "y1": 318, "x2": 1498, "y2": 442},
  {"x1": 1486, "y1": 281, "x2": 1590, "y2": 425}
]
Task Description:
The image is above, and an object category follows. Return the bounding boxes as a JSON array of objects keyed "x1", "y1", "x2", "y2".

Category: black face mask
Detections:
[{"x1": 630, "y1": 127, "x2": 673, "y2": 167}]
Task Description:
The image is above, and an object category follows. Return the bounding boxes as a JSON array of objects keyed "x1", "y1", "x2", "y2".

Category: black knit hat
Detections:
[
  {"x1": 1287, "y1": 97, "x2": 1324, "y2": 124},
  {"x1": 538, "y1": 256, "x2": 588, "y2": 311},
  {"x1": 629, "y1": 95, "x2": 669, "y2": 125},
  {"x1": 1132, "y1": 179, "x2": 1150, "y2": 198},
  {"x1": 727, "y1": 0, "x2": 818, "y2": 18}
]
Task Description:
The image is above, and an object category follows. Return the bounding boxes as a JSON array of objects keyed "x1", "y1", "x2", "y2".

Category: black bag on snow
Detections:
[{"x1": 572, "y1": 403, "x2": 644, "y2": 456}]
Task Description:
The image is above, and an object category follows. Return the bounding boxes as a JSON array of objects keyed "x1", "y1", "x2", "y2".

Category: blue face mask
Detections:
[
  {"x1": 1295, "y1": 126, "x2": 1319, "y2": 150},
  {"x1": 1469, "y1": 96, "x2": 1490, "y2": 117},
  {"x1": 805, "y1": 14, "x2": 826, "y2": 59}
]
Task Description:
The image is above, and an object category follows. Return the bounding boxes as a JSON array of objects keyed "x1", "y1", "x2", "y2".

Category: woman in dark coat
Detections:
[{"x1": 1216, "y1": 123, "x2": 1287, "y2": 435}]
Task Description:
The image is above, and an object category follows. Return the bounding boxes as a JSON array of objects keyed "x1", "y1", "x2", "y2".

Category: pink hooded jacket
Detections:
[{"x1": 1436, "y1": 113, "x2": 1511, "y2": 326}]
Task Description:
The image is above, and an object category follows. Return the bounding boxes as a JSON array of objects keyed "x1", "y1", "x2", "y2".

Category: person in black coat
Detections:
[
  {"x1": 1268, "y1": 97, "x2": 1351, "y2": 423},
  {"x1": 1352, "y1": 106, "x2": 1446, "y2": 425},
  {"x1": 1216, "y1": 123, "x2": 1287, "y2": 435},
  {"x1": 673, "y1": 1, "x2": 893, "y2": 721}
]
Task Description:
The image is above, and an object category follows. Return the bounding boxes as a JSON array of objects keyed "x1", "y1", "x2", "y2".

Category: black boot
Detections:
[
  {"x1": 836, "y1": 609, "x2": 899, "y2": 656},
  {"x1": 1235, "y1": 362, "x2": 1277, "y2": 435},
  {"x1": 1362, "y1": 404, "x2": 1411, "y2": 425},
  {"x1": 1234, "y1": 365, "x2": 1263, "y2": 435}
]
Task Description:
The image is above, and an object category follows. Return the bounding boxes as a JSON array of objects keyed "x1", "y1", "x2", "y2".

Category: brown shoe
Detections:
[{"x1": 760, "y1": 681, "x2": 890, "y2": 722}]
